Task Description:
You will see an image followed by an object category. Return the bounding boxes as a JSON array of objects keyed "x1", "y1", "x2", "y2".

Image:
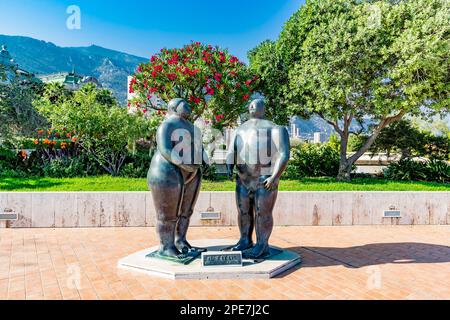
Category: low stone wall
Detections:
[{"x1": 0, "y1": 191, "x2": 449, "y2": 228}]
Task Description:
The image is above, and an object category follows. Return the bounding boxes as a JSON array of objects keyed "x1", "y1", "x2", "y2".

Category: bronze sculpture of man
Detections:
[
  {"x1": 148, "y1": 98, "x2": 207, "y2": 259},
  {"x1": 226, "y1": 99, "x2": 290, "y2": 259}
]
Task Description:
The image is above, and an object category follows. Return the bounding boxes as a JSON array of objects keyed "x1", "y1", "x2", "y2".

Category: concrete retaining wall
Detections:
[{"x1": 0, "y1": 192, "x2": 449, "y2": 228}]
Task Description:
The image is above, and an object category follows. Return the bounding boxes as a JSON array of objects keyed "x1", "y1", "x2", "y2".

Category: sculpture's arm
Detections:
[
  {"x1": 225, "y1": 131, "x2": 237, "y2": 179},
  {"x1": 157, "y1": 122, "x2": 195, "y2": 172},
  {"x1": 264, "y1": 127, "x2": 290, "y2": 190}
]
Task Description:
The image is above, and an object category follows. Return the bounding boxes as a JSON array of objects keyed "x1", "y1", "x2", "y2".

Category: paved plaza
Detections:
[{"x1": 1, "y1": 225, "x2": 449, "y2": 300}]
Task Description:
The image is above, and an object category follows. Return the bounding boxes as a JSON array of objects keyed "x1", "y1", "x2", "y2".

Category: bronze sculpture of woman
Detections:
[{"x1": 148, "y1": 98, "x2": 207, "y2": 259}]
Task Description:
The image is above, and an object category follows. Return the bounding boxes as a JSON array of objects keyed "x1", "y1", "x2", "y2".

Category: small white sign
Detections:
[
  {"x1": 200, "y1": 211, "x2": 221, "y2": 220},
  {"x1": 202, "y1": 251, "x2": 243, "y2": 267},
  {"x1": 0, "y1": 209, "x2": 18, "y2": 221},
  {"x1": 383, "y1": 210, "x2": 401, "y2": 218}
]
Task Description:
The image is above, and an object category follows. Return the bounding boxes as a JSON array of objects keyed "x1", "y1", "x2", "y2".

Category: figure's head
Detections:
[
  {"x1": 168, "y1": 98, "x2": 192, "y2": 120},
  {"x1": 248, "y1": 99, "x2": 265, "y2": 119}
]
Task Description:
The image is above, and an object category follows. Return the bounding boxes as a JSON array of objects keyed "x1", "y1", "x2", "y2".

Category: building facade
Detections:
[{"x1": 38, "y1": 71, "x2": 101, "y2": 90}]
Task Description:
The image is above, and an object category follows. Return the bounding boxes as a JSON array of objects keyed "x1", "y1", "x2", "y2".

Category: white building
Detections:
[{"x1": 314, "y1": 132, "x2": 329, "y2": 144}]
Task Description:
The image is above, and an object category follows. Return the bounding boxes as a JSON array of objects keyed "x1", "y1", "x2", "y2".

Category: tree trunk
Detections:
[
  {"x1": 337, "y1": 132, "x2": 352, "y2": 181},
  {"x1": 336, "y1": 111, "x2": 406, "y2": 181}
]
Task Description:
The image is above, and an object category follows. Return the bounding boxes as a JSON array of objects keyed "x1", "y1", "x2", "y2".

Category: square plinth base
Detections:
[{"x1": 118, "y1": 239, "x2": 301, "y2": 279}]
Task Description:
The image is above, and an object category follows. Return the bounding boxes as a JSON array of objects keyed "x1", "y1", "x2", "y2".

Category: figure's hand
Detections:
[
  {"x1": 226, "y1": 166, "x2": 234, "y2": 181},
  {"x1": 263, "y1": 176, "x2": 279, "y2": 190},
  {"x1": 180, "y1": 164, "x2": 197, "y2": 173}
]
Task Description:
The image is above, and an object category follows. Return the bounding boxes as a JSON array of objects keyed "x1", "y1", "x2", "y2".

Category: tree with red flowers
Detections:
[{"x1": 130, "y1": 42, "x2": 259, "y2": 128}]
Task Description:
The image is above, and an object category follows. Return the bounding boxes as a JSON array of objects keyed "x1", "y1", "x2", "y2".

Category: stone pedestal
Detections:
[{"x1": 118, "y1": 239, "x2": 301, "y2": 280}]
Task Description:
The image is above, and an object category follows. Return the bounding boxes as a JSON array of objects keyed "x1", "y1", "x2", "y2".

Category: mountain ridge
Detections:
[{"x1": 0, "y1": 35, "x2": 147, "y2": 103}]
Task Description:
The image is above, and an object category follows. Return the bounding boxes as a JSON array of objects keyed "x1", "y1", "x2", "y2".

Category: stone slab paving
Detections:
[{"x1": 0, "y1": 226, "x2": 450, "y2": 300}]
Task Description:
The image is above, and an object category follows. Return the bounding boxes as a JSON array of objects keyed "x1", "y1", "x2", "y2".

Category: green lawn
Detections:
[{"x1": 0, "y1": 176, "x2": 449, "y2": 191}]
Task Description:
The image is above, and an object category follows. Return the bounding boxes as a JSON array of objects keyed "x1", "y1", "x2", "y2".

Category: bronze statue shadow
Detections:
[{"x1": 276, "y1": 242, "x2": 450, "y2": 278}]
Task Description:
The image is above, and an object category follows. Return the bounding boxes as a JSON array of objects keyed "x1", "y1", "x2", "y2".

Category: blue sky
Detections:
[{"x1": 0, "y1": 0, "x2": 305, "y2": 62}]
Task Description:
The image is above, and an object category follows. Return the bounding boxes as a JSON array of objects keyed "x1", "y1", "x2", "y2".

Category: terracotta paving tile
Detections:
[{"x1": 1, "y1": 226, "x2": 450, "y2": 300}]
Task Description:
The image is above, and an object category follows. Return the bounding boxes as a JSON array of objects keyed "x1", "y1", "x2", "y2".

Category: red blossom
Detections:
[
  {"x1": 167, "y1": 73, "x2": 177, "y2": 81},
  {"x1": 189, "y1": 96, "x2": 201, "y2": 104},
  {"x1": 243, "y1": 94, "x2": 250, "y2": 101},
  {"x1": 129, "y1": 77, "x2": 137, "y2": 93},
  {"x1": 214, "y1": 73, "x2": 222, "y2": 82},
  {"x1": 229, "y1": 56, "x2": 239, "y2": 63}
]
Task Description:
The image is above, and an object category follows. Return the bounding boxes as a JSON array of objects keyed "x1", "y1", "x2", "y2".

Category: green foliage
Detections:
[
  {"x1": 131, "y1": 42, "x2": 259, "y2": 129},
  {"x1": 284, "y1": 143, "x2": 340, "y2": 178},
  {"x1": 0, "y1": 64, "x2": 6, "y2": 81},
  {"x1": 35, "y1": 83, "x2": 152, "y2": 176},
  {"x1": 0, "y1": 147, "x2": 17, "y2": 174},
  {"x1": 328, "y1": 134, "x2": 341, "y2": 153},
  {"x1": 0, "y1": 78, "x2": 46, "y2": 140},
  {"x1": 119, "y1": 144, "x2": 153, "y2": 178},
  {"x1": 1, "y1": 176, "x2": 448, "y2": 192},
  {"x1": 248, "y1": 40, "x2": 289, "y2": 125},
  {"x1": 384, "y1": 159, "x2": 450, "y2": 182},
  {"x1": 256, "y1": 0, "x2": 449, "y2": 179},
  {"x1": 41, "y1": 157, "x2": 89, "y2": 178},
  {"x1": 426, "y1": 159, "x2": 450, "y2": 183},
  {"x1": 280, "y1": 0, "x2": 449, "y2": 118},
  {"x1": 201, "y1": 163, "x2": 219, "y2": 181},
  {"x1": 349, "y1": 119, "x2": 450, "y2": 160}
]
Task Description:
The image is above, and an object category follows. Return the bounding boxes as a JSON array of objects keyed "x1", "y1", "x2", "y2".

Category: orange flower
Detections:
[
  {"x1": 20, "y1": 150, "x2": 27, "y2": 159},
  {"x1": 33, "y1": 140, "x2": 39, "y2": 145},
  {"x1": 71, "y1": 137, "x2": 78, "y2": 143},
  {"x1": 43, "y1": 138, "x2": 50, "y2": 145},
  {"x1": 37, "y1": 130, "x2": 44, "y2": 135},
  {"x1": 60, "y1": 142, "x2": 67, "y2": 149}
]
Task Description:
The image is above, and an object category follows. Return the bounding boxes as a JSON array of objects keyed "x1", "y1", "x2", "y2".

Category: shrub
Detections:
[
  {"x1": 120, "y1": 146, "x2": 153, "y2": 178},
  {"x1": 384, "y1": 159, "x2": 450, "y2": 183},
  {"x1": 42, "y1": 158, "x2": 87, "y2": 178},
  {"x1": 284, "y1": 143, "x2": 340, "y2": 179},
  {"x1": 35, "y1": 84, "x2": 152, "y2": 176},
  {"x1": 383, "y1": 159, "x2": 428, "y2": 181},
  {"x1": 425, "y1": 159, "x2": 450, "y2": 183},
  {"x1": 131, "y1": 42, "x2": 259, "y2": 129}
]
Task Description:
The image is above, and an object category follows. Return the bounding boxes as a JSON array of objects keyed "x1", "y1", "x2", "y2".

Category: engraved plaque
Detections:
[{"x1": 202, "y1": 252, "x2": 243, "y2": 267}]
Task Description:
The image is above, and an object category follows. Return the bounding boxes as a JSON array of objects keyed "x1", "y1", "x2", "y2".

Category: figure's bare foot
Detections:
[
  {"x1": 176, "y1": 240, "x2": 207, "y2": 254},
  {"x1": 231, "y1": 239, "x2": 254, "y2": 252},
  {"x1": 243, "y1": 243, "x2": 270, "y2": 259},
  {"x1": 159, "y1": 246, "x2": 182, "y2": 258}
]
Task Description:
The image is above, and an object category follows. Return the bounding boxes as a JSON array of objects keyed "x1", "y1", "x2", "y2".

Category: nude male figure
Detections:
[{"x1": 226, "y1": 99, "x2": 290, "y2": 259}]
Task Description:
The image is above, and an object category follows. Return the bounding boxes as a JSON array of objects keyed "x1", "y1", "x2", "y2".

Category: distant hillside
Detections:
[{"x1": 0, "y1": 35, "x2": 147, "y2": 103}]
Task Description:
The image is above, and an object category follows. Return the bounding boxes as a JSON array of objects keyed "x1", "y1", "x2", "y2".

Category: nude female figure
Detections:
[{"x1": 148, "y1": 98, "x2": 207, "y2": 258}]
